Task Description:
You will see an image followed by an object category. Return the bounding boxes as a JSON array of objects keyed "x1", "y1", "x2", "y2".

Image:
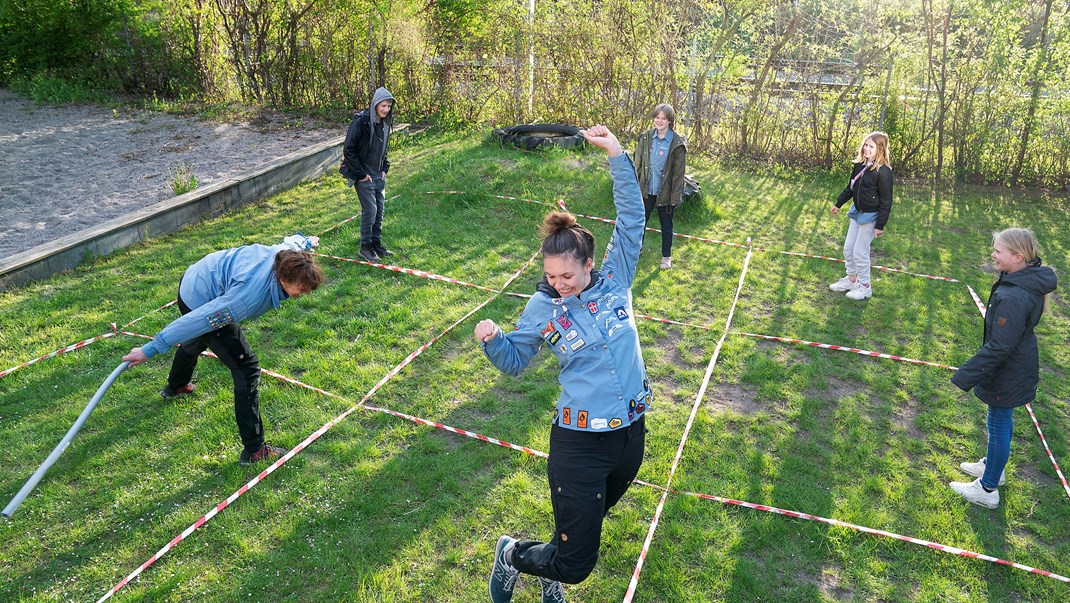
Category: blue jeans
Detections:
[
  {"x1": 983, "y1": 405, "x2": 1015, "y2": 489},
  {"x1": 355, "y1": 176, "x2": 385, "y2": 246}
]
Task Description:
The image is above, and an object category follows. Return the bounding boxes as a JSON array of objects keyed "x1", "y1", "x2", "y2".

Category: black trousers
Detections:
[
  {"x1": 512, "y1": 416, "x2": 645, "y2": 584},
  {"x1": 642, "y1": 194, "x2": 675, "y2": 257},
  {"x1": 167, "y1": 294, "x2": 264, "y2": 454}
]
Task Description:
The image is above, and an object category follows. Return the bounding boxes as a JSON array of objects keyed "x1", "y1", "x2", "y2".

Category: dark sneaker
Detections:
[
  {"x1": 488, "y1": 535, "x2": 519, "y2": 603},
  {"x1": 160, "y1": 383, "x2": 195, "y2": 400},
  {"x1": 358, "y1": 245, "x2": 380, "y2": 262},
  {"x1": 239, "y1": 443, "x2": 287, "y2": 466},
  {"x1": 373, "y1": 242, "x2": 394, "y2": 257},
  {"x1": 539, "y1": 576, "x2": 567, "y2": 603}
]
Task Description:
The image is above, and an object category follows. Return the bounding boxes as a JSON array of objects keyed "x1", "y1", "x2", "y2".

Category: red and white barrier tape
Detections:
[
  {"x1": 362, "y1": 403, "x2": 549, "y2": 459},
  {"x1": 733, "y1": 332, "x2": 958, "y2": 370},
  {"x1": 632, "y1": 479, "x2": 1070, "y2": 584},
  {"x1": 312, "y1": 252, "x2": 500, "y2": 293},
  {"x1": 0, "y1": 331, "x2": 117, "y2": 380},
  {"x1": 121, "y1": 300, "x2": 178, "y2": 328},
  {"x1": 98, "y1": 251, "x2": 540, "y2": 601},
  {"x1": 965, "y1": 283, "x2": 1070, "y2": 500},
  {"x1": 623, "y1": 239, "x2": 755, "y2": 602}
]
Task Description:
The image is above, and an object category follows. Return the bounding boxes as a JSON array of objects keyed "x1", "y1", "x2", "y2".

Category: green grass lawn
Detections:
[{"x1": 1, "y1": 131, "x2": 1068, "y2": 602}]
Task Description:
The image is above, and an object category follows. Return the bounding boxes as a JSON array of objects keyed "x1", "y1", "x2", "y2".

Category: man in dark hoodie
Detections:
[
  {"x1": 949, "y1": 227, "x2": 1057, "y2": 509},
  {"x1": 340, "y1": 87, "x2": 396, "y2": 262}
]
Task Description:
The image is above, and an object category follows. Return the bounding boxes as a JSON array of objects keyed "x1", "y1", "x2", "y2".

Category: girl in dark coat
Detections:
[
  {"x1": 950, "y1": 228, "x2": 1057, "y2": 508},
  {"x1": 828, "y1": 132, "x2": 893, "y2": 300}
]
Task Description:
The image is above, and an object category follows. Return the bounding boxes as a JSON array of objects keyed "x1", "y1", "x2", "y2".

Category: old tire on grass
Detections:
[{"x1": 492, "y1": 124, "x2": 586, "y2": 150}]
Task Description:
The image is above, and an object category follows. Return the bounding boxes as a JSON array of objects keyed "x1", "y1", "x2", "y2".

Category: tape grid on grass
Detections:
[
  {"x1": 97, "y1": 250, "x2": 540, "y2": 602},
  {"x1": 631, "y1": 479, "x2": 1070, "y2": 584},
  {"x1": 622, "y1": 239, "x2": 756, "y2": 602},
  {"x1": 966, "y1": 283, "x2": 1070, "y2": 500}
]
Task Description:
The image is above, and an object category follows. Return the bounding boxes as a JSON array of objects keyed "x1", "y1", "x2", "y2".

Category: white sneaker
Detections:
[
  {"x1": 960, "y1": 457, "x2": 1006, "y2": 486},
  {"x1": 829, "y1": 277, "x2": 856, "y2": 292},
  {"x1": 949, "y1": 478, "x2": 1000, "y2": 509},
  {"x1": 660, "y1": 257, "x2": 671, "y2": 269},
  {"x1": 845, "y1": 282, "x2": 872, "y2": 300}
]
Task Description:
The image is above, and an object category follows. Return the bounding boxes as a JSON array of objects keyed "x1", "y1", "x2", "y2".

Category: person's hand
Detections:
[
  {"x1": 581, "y1": 125, "x2": 623, "y2": 157},
  {"x1": 308, "y1": 236, "x2": 320, "y2": 248},
  {"x1": 829, "y1": 205, "x2": 839, "y2": 216},
  {"x1": 360, "y1": 175, "x2": 373, "y2": 183},
  {"x1": 122, "y1": 347, "x2": 149, "y2": 366},
  {"x1": 874, "y1": 228, "x2": 883, "y2": 237},
  {"x1": 380, "y1": 171, "x2": 386, "y2": 180},
  {"x1": 474, "y1": 319, "x2": 499, "y2": 343}
]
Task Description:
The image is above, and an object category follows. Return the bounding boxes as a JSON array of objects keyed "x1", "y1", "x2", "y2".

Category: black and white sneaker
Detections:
[
  {"x1": 358, "y1": 245, "x2": 380, "y2": 263},
  {"x1": 539, "y1": 576, "x2": 567, "y2": 603},
  {"x1": 373, "y1": 242, "x2": 394, "y2": 257},
  {"x1": 488, "y1": 535, "x2": 519, "y2": 603}
]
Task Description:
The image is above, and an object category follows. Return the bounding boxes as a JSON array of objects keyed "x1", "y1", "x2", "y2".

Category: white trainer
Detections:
[
  {"x1": 960, "y1": 457, "x2": 1006, "y2": 486},
  {"x1": 829, "y1": 277, "x2": 856, "y2": 292},
  {"x1": 846, "y1": 282, "x2": 872, "y2": 300},
  {"x1": 949, "y1": 478, "x2": 1000, "y2": 509}
]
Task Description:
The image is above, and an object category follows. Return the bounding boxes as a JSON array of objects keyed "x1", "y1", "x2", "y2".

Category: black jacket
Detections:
[
  {"x1": 951, "y1": 265, "x2": 1058, "y2": 408},
  {"x1": 835, "y1": 163, "x2": 893, "y2": 230},
  {"x1": 340, "y1": 87, "x2": 395, "y2": 182}
]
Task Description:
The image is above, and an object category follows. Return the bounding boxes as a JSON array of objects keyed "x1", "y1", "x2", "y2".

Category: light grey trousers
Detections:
[{"x1": 843, "y1": 219, "x2": 876, "y2": 285}]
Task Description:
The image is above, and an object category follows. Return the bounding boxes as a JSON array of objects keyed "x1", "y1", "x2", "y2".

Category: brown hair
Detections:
[
  {"x1": 855, "y1": 131, "x2": 892, "y2": 170},
  {"x1": 652, "y1": 103, "x2": 676, "y2": 129},
  {"x1": 274, "y1": 250, "x2": 325, "y2": 292},
  {"x1": 540, "y1": 211, "x2": 595, "y2": 264}
]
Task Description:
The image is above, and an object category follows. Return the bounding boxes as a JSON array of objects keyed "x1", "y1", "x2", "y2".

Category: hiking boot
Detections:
[
  {"x1": 538, "y1": 576, "x2": 567, "y2": 603},
  {"x1": 488, "y1": 535, "x2": 520, "y2": 603},
  {"x1": 239, "y1": 443, "x2": 287, "y2": 466},
  {"x1": 659, "y1": 256, "x2": 671, "y2": 269},
  {"x1": 845, "y1": 282, "x2": 872, "y2": 300},
  {"x1": 829, "y1": 277, "x2": 856, "y2": 292},
  {"x1": 358, "y1": 245, "x2": 380, "y2": 263},
  {"x1": 373, "y1": 242, "x2": 394, "y2": 258},
  {"x1": 160, "y1": 383, "x2": 195, "y2": 400},
  {"x1": 960, "y1": 457, "x2": 1006, "y2": 486},
  {"x1": 949, "y1": 478, "x2": 999, "y2": 509}
]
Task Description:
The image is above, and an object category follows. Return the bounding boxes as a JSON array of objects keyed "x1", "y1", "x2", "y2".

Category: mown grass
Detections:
[{"x1": 1, "y1": 131, "x2": 1068, "y2": 602}]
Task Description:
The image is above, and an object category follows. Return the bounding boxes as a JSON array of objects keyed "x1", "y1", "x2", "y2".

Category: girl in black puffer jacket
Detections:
[{"x1": 949, "y1": 228, "x2": 1058, "y2": 509}]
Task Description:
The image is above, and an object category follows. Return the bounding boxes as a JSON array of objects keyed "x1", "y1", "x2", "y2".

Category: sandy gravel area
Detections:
[{"x1": 0, "y1": 88, "x2": 340, "y2": 258}]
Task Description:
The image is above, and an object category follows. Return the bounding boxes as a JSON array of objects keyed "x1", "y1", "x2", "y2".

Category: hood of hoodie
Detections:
[
  {"x1": 370, "y1": 87, "x2": 395, "y2": 125},
  {"x1": 1002, "y1": 264, "x2": 1058, "y2": 297}
]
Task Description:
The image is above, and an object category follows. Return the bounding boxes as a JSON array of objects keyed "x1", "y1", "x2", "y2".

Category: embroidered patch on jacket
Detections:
[
  {"x1": 206, "y1": 308, "x2": 236, "y2": 330},
  {"x1": 591, "y1": 417, "x2": 608, "y2": 430},
  {"x1": 577, "y1": 410, "x2": 588, "y2": 429},
  {"x1": 562, "y1": 407, "x2": 571, "y2": 425},
  {"x1": 587, "y1": 301, "x2": 598, "y2": 314},
  {"x1": 570, "y1": 338, "x2": 585, "y2": 351},
  {"x1": 548, "y1": 331, "x2": 561, "y2": 346},
  {"x1": 541, "y1": 321, "x2": 555, "y2": 337},
  {"x1": 557, "y1": 315, "x2": 573, "y2": 329},
  {"x1": 609, "y1": 418, "x2": 623, "y2": 429},
  {"x1": 565, "y1": 329, "x2": 578, "y2": 341},
  {"x1": 636, "y1": 402, "x2": 647, "y2": 413},
  {"x1": 614, "y1": 306, "x2": 629, "y2": 321}
]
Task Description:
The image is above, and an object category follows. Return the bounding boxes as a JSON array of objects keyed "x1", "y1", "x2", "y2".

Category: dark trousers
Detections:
[
  {"x1": 642, "y1": 194, "x2": 675, "y2": 257},
  {"x1": 512, "y1": 416, "x2": 645, "y2": 584},
  {"x1": 355, "y1": 176, "x2": 386, "y2": 246},
  {"x1": 168, "y1": 295, "x2": 264, "y2": 454}
]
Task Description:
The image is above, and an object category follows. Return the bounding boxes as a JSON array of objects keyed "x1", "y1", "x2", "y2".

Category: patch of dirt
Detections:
[
  {"x1": 0, "y1": 88, "x2": 339, "y2": 257},
  {"x1": 707, "y1": 382, "x2": 761, "y2": 415},
  {"x1": 791, "y1": 567, "x2": 854, "y2": 601},
  {"x1": 496, "y1": 158, "x2": 517, "y2": 169}
]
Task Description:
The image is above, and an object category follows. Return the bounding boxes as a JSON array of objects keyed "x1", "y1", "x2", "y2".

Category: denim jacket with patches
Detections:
[
  {"x1": 140, "y1": 234, "x2": 314, "y2": 358},
  {"x1": 482, "y1": 153, "x2": 651, "y2": 431}
]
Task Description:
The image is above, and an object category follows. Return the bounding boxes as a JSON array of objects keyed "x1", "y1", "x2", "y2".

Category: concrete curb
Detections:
[{"x1": 0, "y1": 135, "x2": 345, "y2": 291}]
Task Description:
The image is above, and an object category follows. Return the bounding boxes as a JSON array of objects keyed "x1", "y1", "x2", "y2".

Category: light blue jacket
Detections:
[
  {"x1": 482, "y1": 154, "x2": 651, "y2": 431},
  {"x1": 141, "y1": 234, "x2": 315, "y2": 358}
]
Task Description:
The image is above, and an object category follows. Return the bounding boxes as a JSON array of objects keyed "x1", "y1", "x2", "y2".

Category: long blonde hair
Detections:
[
  {"x1": 994, "y1": 227, "x2": 1051, "y2": 312},
  {"x1": 854, "y1": 132, "x2": 891, "y2": 171}
]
